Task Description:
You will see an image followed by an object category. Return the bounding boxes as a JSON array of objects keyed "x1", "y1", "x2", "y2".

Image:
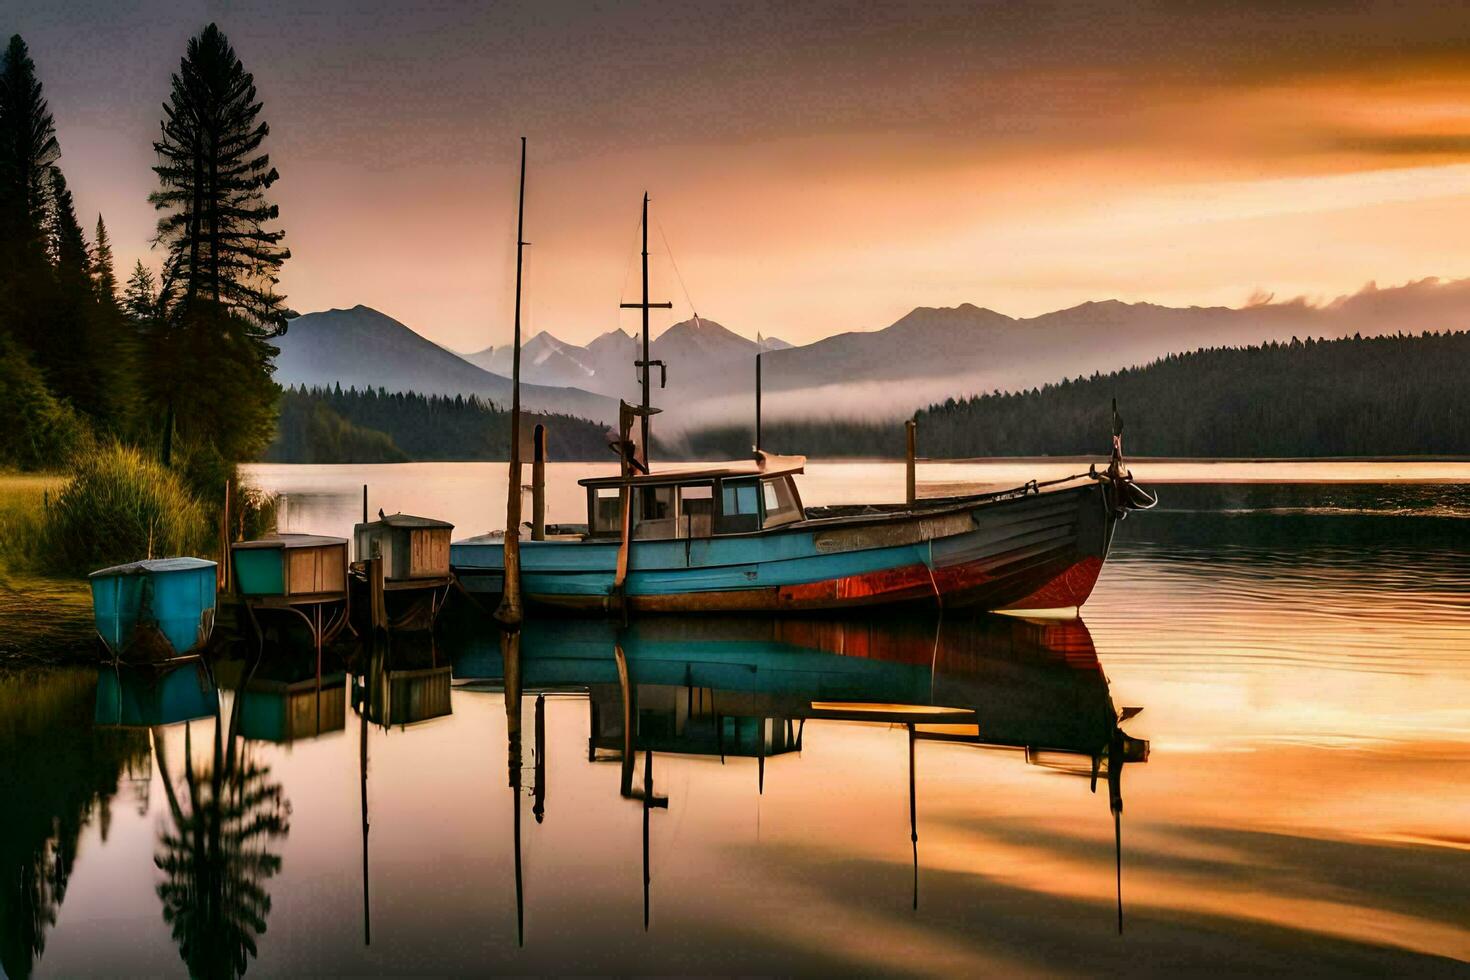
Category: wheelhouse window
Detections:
[
  {"x1": 716, "y1": 479, "x2": 761, "y2": 534},
  {"x1": 761, "y1": 477, "x2": 802, "y2": 528},
  {"x1": 633, "y1": 485, "x2": 677, "y2": 539},
  {"x1": 679, "y1": 484, "x2": 714, "y2": 538},
  {"x1": 590, "y1": 487, "x2": 622, "y2": 536}
]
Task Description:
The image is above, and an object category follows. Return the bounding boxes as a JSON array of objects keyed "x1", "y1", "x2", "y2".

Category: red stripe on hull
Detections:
[
  {"x1": 996, "y1": 556, "x2": 1104, "y2": 611},
  {"x1": 776, "y1": 562, "x2": 936, "y2": 606}
]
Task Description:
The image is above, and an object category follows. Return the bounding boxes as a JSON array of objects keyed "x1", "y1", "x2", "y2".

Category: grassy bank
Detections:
[{"x1": 0, "y1": 472, "x2": 94, "y2": 662}]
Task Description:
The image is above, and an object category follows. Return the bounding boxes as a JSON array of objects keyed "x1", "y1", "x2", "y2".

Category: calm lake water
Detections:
[{"x1": 3, "y1": 461, "x2": 1469, "y2": 976}]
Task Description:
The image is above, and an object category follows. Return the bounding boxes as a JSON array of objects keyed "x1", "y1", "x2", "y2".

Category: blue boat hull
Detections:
[
  {"x1": 91, "y1": 563, "x2": 218, "y2": 662},
  {"x1": 452, "y1": 481, "x2": 1117, "y2": 614}
]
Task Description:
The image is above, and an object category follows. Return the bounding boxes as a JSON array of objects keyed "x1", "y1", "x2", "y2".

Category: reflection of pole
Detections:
[
  {"x1": 533, "y1": 693, "x2": 546, "y2": 823},
  {"x1": 642, "y1": 749, "x2": 652, "y2": 931},
  {"x1": 506, "y1": 629, "x2": 525, "y2": 947},
  {"x1": 1108, "y1": 728, "x2": 1124, "y2": 935},
  {"x1": 908, "y1": 722, "x2": 918, "y2": 911},
  {"x1": 360, "y1": 699, "x2": 371, "y2": 946},
  {"x1": 614, "y1": 642, "x2": 634, "y2": 797}
]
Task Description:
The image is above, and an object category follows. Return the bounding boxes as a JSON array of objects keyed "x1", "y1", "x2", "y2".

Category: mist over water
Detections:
[{"x1": 3, "y1": 461, "x2": 1467, "y2": 975}]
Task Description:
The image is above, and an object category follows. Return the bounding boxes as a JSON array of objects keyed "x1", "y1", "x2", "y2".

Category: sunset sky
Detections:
[{"x1": 15, "y1": 0, "x2": 1470, "y2": 350}]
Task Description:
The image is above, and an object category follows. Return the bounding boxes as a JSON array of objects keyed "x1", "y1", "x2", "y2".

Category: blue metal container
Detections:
[{"x1": 88, "y1": 557, "x2": 218, "y2": 663}]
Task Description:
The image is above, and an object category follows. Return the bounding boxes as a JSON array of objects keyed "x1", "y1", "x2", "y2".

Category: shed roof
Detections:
[
  {"x1": 231, "y1": 533, "x2": 347, "y2": 550},
  {"x1": 359, "y1": 513, "x2": 453, "y2": 530},
  {"x1": 89, "y1": 556, "x2": 217, "y2": 578},
  {"x1": 578, "y1": 452, "x2": 805, "y2": 489}
]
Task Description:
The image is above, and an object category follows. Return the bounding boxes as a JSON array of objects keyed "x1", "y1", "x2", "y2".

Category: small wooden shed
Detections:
[
  {"x1": 354, "y1": 514, "x2": 453, "y2": 582},
  {"x1": 231, "y1": 533, "x2": 349, "y2": 598}
]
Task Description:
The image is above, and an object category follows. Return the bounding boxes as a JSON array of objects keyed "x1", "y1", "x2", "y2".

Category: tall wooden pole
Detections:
[
  {"x1": 496, "y1": 137, "x2": 528, "y2": 629},
  {"x1": 905, "y1": 419, "x2": 917, "y2": 508},
  {"x1": 755, "y1": 340, "x2": 763, "y2": 453},
  {"x1": 639, "y1": 194, "x2": 651, "y2": 467},
  {"x1": 531, "y1": 424, "x2": 546, "y2": 541}
]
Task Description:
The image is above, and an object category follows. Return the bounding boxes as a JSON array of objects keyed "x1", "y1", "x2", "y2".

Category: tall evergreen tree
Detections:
[
  {"x1": 123, "y1": 260, "x2": 157, "y2": 322},
  {"x1": 0, "y1": 35, "x2": 61, "y2": 347},
  {"x1": 93, "y1": 214, "x2": 117, "y2": 303},
  {"x1": 46, "y1": 168, "x2": 88, "y2": 274},
  {"x1": 145, "y1": 23, "x2": 287, "y2": 467},
  {"x1": 149, "y1": 22, "x2": 289, "y2": 334},
  {"x1": 0, "y1": 35, "x2": 57, "y2": 258}
]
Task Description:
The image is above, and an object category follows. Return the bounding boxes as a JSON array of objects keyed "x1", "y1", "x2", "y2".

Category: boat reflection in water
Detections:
[{"x1": 445, "y1": 610, "x2": 1148, "y2": 937}]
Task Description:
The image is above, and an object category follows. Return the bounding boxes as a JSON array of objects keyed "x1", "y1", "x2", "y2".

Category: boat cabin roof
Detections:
[
  {"x1": 361, "y1": 513, "x2": 453, "y2": 530},
  {"x1": 577, "y1": 452, "x2": 806, "y2": 489},
  {"x1": 232, "y1": 532, "x2": 347, "y2": 550},
  {"x1": 89, "y1": 556, "x2": 217, "y2": 578}
]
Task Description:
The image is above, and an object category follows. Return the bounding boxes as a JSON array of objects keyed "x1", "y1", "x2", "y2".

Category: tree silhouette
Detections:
[
  {"x1": 150, "y1": 22, "x2": 288, "y2": 334},
  {"x1": 152, "y1": 706, "x2": 290, "y2": 980},
  {"x1": 0, "y1": 34, "x2": 58, "y2": 257},
  {"x1": 93, "y1": 214, "x2": 117, "y2": 303}
]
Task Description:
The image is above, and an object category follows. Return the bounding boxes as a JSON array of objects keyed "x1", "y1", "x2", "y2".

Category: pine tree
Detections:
[
  {"x1": 93, "y1": 214, "x2": 117, "y2": 303},
  {"x1": 0, "y1": 35, "x2": 61, "y2": 347},
  {"x1": 46, "y1": 168, "x2": 88, "y2": 275},
  {"x1": 0, "y1": 35, "x2": 58, "y2": 257},
  {"x1": 123, "y1": 260, "x2": 157, "y2": 322},
  {"x1": 149, "y1": 23, "x2": 289, "y2": 334},
  {"x1": 145, "y1": 23, "x2": 287, "y2": 467}
]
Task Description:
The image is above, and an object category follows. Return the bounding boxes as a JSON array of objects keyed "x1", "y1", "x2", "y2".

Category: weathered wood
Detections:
[
  {"x1": 496, "y1": 137, "x2": 528, "y2": 630},
  {"x1": 531, "y1": 424, "x2": 547, "y2": 541},
  {"x1": 905, "y1": 419, "x2": 917, "y2": 507}
]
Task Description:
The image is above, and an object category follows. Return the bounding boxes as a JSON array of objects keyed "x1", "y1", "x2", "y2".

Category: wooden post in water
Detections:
[
  {"x1": 496, "y1": 137, "x2": 529, "y2": 630},
  {"x1": 219, "y1": 480, "x2": 231, "y2": 592},
  {"x1": 905, "y1": 419, "x2": 918, "y2": 508},
  {"x1": 531, "y1": 424, "x2": 546, "y2": 541},
  {"x1": 755, "y1": 339, "x2": 763, "y2": 452}
]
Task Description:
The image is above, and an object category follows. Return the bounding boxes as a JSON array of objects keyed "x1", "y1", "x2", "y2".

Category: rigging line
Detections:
[
  {"x1": 617, "y1": 204, "x2": 645, "y2": 314},
  {"x1": 654, "y1": 217, "x2": 699, "y2": 322}
]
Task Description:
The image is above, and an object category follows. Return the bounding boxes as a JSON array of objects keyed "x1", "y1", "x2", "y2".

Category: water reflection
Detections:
[
  {"x1": 0, "y1": 670, "x2": 148, "y2": 979},
  {"x1": 447, "y1": 611, "x2": 1147, "y2": 938}
]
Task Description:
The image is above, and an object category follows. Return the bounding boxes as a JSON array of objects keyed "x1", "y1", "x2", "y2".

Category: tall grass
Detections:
[
  {"x1": 0, "y1": 473, "x2": 55, "y2": 581},
  {"x1": 40, "y1": 443, "x2": 209, "y2": 575}
]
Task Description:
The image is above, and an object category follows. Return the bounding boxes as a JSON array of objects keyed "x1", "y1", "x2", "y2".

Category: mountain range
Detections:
[
  {"x1": 272, "y1": 305, "x2": 617, "y2": 422},
  {"x1": 272, "y1": 276, "x2": 1470, "y2": 431}
]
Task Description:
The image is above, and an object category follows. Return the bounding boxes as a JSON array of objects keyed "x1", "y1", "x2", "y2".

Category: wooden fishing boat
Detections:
[
  {"x1": 88, "y1": 557, "x2": 218, "y2": 663},
  {"x1": 452, "y1": 451, "x2": 1153, "y2": 614},
  {"x1": 452, "y1": 190, "x2": 1155, "y2": 616}
]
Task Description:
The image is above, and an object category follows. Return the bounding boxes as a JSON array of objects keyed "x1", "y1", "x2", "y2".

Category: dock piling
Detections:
[
  {"x1": 905, "y1": 419, "x2": 917, "y2": 507},
  {"x1": 531, "y1": 424, "x2": 546, "y2": 541}
]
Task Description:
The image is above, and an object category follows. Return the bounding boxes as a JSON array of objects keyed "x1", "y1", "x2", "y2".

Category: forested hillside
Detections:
[
  {"x1": 920, "y1": 332, "x2": 1470, "y2": 458},
  {"x1": 263, "y1": 386, "x2": 613, "y2": 462},
  {"x1": 678, "y1": 332, "x2": 1470, "y2": 459}
]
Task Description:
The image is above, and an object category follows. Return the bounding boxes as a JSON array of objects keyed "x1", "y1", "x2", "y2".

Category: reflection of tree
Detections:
[
  {"x1": 0, "y1": 669, "x2": 147, "y2": 980},
  {"x1": 152, "y1": 703, "x2": 290, "y2": 980}
]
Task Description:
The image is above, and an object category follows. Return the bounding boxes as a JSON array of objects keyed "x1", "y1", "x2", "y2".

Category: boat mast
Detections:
[
  {"x1": 620, "y1": 193, "x2": 672, "y2": 468},
  {"x1": 495, "y1": 137, "x2": 528, "y2": 628}
]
